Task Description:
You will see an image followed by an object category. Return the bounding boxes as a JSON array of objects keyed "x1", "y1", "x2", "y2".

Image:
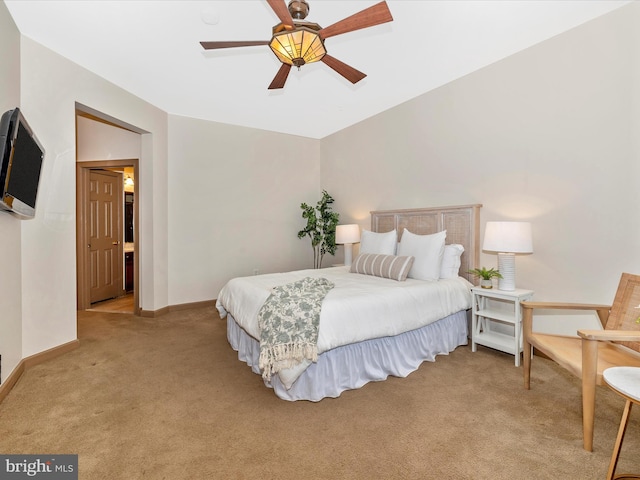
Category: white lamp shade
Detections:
[
  {"x1": 482, "y1": 221, "x2": 532, "y2": 291},
  {"x1": 483, "y1": 222, "x2": 533, "y2": 254},
  {"x1": 335, "y1": 224, "x2": 361, "y2": 245}
]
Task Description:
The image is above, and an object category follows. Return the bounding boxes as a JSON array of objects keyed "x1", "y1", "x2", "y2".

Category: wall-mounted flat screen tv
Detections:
[{"x1": 0, "y1": 108, "x2": 45, "y2": 219}]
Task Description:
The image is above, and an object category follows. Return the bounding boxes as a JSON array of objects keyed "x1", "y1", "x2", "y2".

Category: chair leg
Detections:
[
  {"x1": 607, "y1": 400, "x2": 633, "y2": 480},
  {"x1": 583, "y1": 381, "x2": 596, "y2": 452},
  {"x1": 523, "y1": 338, "x2": 531, "y2": 390},
  {"x1": 522, "y1": 307, "x2": 532, "y2": 390},
  {"x1": 582, "y1": 339, "x2": 598, "y2": 452}
]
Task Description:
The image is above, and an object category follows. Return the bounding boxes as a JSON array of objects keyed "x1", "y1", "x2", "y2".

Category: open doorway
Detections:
[
  {"x1": 75, "y1": 106, "x2": 143, "y2": 315},
  {"x1": 76, "y1": 160, "x2": 139, "y2": 314}
]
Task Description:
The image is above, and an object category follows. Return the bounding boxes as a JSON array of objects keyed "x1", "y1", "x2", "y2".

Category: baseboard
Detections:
[
  {"x1": 169, "y1": 299, "x2": 216, "y2": 312},
  {"x1": 0, "y1": 361, "x2": 24, "y2": 405},
  {"x1": 139, "y1": 306, "x2": 170, "y2": 318},
  {"x1": 0, "y1": 339, "x2": 79, "y2": 405},
  {"x1": 139, "y1": 299, "x2": 215, "y2": 318}
]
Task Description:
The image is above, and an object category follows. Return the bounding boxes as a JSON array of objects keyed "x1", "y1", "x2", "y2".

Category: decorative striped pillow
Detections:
[{"x1": 350, "y1": 254, "x2": 415, "y2": 282}]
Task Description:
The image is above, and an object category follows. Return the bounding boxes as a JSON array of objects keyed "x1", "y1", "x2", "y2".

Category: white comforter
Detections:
[{"x1": 216, "y1": 266, "x2": 472, "y2": 356}]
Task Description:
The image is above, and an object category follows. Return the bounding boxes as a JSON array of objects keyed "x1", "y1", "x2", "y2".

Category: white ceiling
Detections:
[{"x1": 4, "y1": 0, "x2": 630, "y2": 139}]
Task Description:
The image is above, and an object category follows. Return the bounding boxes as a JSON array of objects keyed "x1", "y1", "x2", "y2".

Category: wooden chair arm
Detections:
[
  {"x1": 521, "y1": 301, "x2": 611, "y2": 311},
  {"x1": 521, "y1": 301, "x2": 611, "y2": 329},
  {"x1": 578, "y1": 330, "x2": 640, "y2": 342}
]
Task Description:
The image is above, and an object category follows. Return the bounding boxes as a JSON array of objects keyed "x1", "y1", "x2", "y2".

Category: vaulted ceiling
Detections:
[{"x1": 4, "y1": 0, "x2": 630, "y2": 139}]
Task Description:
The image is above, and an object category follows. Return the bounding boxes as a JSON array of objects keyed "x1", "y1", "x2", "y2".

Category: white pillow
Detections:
[
  {"x1": 359, "y1": 229, "x2": 397, "y2": 256},
  {"x1": 397, "y1": 229, "x2": 446, "y2": 281},
  {"x1": 440, "y1": 244, "x2": 464, "y2": 279}
]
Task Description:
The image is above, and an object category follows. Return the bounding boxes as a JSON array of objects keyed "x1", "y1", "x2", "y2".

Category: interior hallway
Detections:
[{"x1": 86, "y1": 293, "x2": 134, "y2": 314}]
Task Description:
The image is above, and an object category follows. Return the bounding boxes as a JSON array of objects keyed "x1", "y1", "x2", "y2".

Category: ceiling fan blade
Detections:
[
  {"x1": 319, "y1": 1, "x2": 393, "y2": 40},
  {"x1": 266, "y1": 0, "x2": 295, "y2": 29},
  {"x1": 321, "y1": 55, "x2": 366, "y2": 84},
  {"x1": 200, "y1": 40, "x2": 269, "y2": 50},
  {"x1": 268, "y1": 63, "x2": 292, "y2": 90}
]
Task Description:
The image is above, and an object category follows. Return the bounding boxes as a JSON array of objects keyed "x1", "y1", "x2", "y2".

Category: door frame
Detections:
[{"x1": 76, "y1": 159, "x2": 140, "y2": 314}]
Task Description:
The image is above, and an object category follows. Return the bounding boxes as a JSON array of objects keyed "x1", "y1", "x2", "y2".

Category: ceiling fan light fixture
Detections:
[
  {"x1": 269, "y1": 26, "x2": 326, "y2": 68},
  {"x1": 199, "y1": 1, "x2": 393, "y2": 89}
]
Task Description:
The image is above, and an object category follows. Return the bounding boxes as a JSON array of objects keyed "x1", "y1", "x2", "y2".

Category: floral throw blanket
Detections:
[{"x1": 258, "y1": 277, "x2": 334, "y2": 382}]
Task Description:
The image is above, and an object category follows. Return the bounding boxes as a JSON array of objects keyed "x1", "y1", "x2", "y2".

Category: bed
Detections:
[{"x1": 216, "y1": 204, "x2": 482, "y2": 401}]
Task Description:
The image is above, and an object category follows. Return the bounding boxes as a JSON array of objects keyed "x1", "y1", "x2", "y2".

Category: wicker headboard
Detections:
[{"x1": 370, "y1": 204, "x2": 482, "y2": 283}]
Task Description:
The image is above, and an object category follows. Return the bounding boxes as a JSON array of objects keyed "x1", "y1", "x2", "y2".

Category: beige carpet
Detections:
[{"x1": 1, "y1": 306, "x2": 639, "y2": 480}]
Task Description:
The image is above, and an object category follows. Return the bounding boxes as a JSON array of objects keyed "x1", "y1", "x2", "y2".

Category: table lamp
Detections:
[
  {"x1": 335, "y1": 224, "x2": 361, "y2": 267},
  {"x1": 482, "y1": 221, "x2": 533, "y2": 291}
]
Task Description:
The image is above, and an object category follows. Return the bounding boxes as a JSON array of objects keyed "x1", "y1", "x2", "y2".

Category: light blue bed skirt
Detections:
[{"x1": 227, "y1": 310, "x2": 468, "y2": 402}]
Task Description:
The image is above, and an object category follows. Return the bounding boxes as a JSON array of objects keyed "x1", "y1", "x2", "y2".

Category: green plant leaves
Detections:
[
  {"x1": 297, "y1": 190, "x2": 340, "y2": 268},
  {"x1": 467, "y1": 267, "x2": 503, "y2": 280}
]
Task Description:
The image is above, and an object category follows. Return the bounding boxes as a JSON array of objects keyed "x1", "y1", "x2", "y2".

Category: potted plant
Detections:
[
  {"x1": 468, "y1": 267, "x2": 503, "y2": 289},
  {"x1": 297, "y1": 190, "x2": 340, "y2": 269}
]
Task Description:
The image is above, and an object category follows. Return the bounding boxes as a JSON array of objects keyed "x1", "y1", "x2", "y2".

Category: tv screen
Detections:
[{"x1": 0, "y1": 108, "x2": 45, "y2": 218}]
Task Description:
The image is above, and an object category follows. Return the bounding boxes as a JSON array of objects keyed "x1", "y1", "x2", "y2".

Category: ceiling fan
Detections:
[{"x1": 200, "y1": 0, "x2": 393, "y2": 90}]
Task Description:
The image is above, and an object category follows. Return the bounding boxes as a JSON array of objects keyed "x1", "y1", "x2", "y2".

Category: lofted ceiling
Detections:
[{"x1": 4, "y1": 0, "x2": 631, "y2": 139}]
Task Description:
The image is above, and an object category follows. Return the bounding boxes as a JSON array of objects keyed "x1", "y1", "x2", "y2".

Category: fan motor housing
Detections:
[
  {"x1": 272, "y1": 20, "x2": 321, "y2": 35},
  {"x1": 288, "y1": 0, "x2": 310, "y2": 20}
]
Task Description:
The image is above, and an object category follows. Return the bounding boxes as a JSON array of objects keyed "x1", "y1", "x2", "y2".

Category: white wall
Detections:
[
  {"x1": 322, "y1": 3, "x2": 640, "y2": 304},
  {"x1": 18, "y1": 36, "x2": 169, "y2": 358},
  {"x1": 167, "y1": 115, "x2": 321, "y2": 304},
  {"x1": 76, "y1": 116, "x2": 141, "y2": 161},
  {"x1": 0, "y1": 1, "x2": 22, "y2": 383}
]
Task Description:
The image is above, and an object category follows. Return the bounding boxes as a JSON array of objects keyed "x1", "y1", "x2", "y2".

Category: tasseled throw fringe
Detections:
[{"x1": 259, "y1": 342, "x2": 318, "y2": 381}]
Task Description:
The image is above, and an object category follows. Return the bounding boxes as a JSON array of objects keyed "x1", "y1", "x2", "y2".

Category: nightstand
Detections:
[{"x1": 471, "y1": 287, "x2": 534, "y2": 366}]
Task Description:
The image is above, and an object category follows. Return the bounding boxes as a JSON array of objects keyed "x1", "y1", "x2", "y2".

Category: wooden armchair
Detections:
[{"x1": 522, "y1": 273, "x2": 640, "y2": 451}]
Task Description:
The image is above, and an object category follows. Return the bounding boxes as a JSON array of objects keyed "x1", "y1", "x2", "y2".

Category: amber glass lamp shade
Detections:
[{"x1": 269, "y1": 27, "x2": 326, "y2": 67}]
